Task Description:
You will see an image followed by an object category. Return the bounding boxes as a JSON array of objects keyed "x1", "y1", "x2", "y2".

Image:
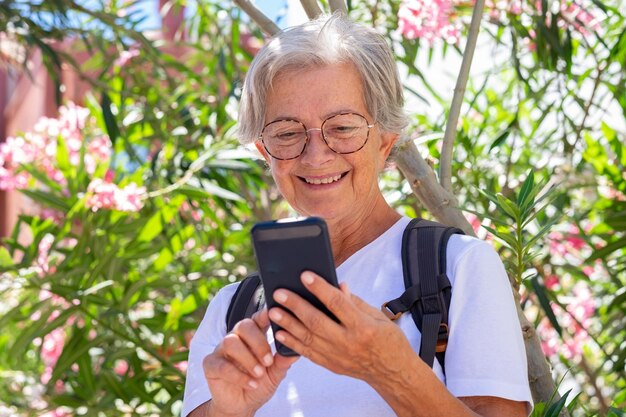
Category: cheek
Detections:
[{"x1": 269, "y1": 161, "x2": 295, "y2": 189}]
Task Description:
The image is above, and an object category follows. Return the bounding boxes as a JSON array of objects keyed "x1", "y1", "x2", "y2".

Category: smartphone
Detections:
[{"x1": 251, "y1": 216, "x2": 339, "y2": 356}]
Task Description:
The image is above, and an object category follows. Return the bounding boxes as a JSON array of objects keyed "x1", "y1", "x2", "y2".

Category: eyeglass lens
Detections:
[{"x1": 261, "y1": 113, "x2": 371, "y2": 160}]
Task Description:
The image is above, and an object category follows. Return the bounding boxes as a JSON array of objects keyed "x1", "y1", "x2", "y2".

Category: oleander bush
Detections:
[{"x1": 0, "y1": 0, "x2": 624, "y2": 415}]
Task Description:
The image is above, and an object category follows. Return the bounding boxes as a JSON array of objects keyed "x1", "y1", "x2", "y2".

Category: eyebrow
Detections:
[{"x1": 266, "y1": 109, "x2": 365, "y2": 124}]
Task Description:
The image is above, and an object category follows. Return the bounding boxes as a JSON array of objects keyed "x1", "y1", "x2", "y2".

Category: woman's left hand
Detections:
[{"x1": 268, "y1": 271, "x2": 415, "y2": 383}]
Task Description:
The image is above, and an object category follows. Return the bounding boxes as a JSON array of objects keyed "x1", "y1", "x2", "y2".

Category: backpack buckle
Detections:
[
  {"x1": 436, "y1": 323, "x2": 449, "y2": 353},
  {"x1": 381, "y1": 302, "x2": 402, "y2": 321}
]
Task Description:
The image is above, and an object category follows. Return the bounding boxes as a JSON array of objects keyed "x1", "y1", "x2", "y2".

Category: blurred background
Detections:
[{"x1": 0, "y1": 1, "x2": 624, "y2": 416}]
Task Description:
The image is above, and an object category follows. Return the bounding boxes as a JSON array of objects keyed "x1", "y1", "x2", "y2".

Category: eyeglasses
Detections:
[{"x1": 259, "y1": 112, "x2": 375, "y2": 160}]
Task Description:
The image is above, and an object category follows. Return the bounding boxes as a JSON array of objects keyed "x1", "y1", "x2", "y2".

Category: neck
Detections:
[{"x1": 326, "y1": 196, "x2": 401, "y2": 266}]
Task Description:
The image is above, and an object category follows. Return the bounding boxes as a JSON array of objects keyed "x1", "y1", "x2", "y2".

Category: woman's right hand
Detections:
[{"x1": 201, "y1": 309, "x2": 299, "y2": 417}]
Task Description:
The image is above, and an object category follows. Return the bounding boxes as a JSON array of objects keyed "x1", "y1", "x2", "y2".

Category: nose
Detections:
[{"x1": 299, "y1": 128, "x2": 334, "y2": 166}]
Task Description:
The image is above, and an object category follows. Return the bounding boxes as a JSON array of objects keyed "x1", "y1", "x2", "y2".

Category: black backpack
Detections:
[{"x1": 225, "y1": 218, "x2": 464, "y2": 373}]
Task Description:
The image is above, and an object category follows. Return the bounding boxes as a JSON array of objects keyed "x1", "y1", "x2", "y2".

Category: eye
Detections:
[
  {"x1": 275, "y1": 130, "x2": 302, "y2": 140},
  {"x1": 326, "y1": 125, "x2": 359, "y2": 137}
]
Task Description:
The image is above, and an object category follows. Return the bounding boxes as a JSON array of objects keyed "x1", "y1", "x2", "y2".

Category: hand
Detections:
[
  {"x1": 202, "y1": 309, "x2": 299, "y2": 417},
  {"x1": 267, "y1": 271, "x2": 416, "y2": 384}
]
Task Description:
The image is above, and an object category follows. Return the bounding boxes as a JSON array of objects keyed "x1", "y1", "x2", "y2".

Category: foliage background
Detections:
[{"x1": 0, "y1": 0, "x2": 624, "y2": 416}]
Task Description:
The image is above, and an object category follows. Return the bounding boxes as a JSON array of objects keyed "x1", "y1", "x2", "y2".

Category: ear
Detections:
[
  {"x1": 255, "y1": 141, "x2": 271, "y2": 164},
  {"x1": 378, "y1": 132, "x2": 398, "y2": 170}
]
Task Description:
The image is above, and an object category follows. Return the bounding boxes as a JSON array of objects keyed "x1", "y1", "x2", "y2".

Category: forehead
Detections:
[{"x1": 264, "y1": 62, "x2": 369, "y2": 123}]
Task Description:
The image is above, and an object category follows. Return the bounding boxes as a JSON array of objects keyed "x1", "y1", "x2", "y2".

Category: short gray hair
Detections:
[{"x1": 237, "y1": 13, "x2": 408, "y2": 144}]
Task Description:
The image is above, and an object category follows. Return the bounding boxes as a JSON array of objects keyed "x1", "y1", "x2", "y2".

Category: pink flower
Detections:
[
  {"x1": 560, "y1": 0, "x2": 600, "y2": 36},
  {"x1": 398, "y1": 0, "x2": 462, "y2": 45},
  {"x1": 175, "y1": 360, "x2": 188, "y2": 373},
  {"x1": 0, "y1": 167, "x2": 29, "y2": 190},
  {"x1": 40, "y1": 407, "x2": 71, "y2": 417},
  {"x1": 41, "y1": 328, "x2": 65, "y2": 368},
  {"x1": 36, "y1": 234, "x2": 57, "y2": 277},
  {"x1": 114, "y1": 360, "x2": 129, "y2": 376},
  {"x1": 40, "y1": 208, "x2": 65, "y2": 223},
  {"x1": 117, "y1": 183, "x2": 147, "y2": 212},
  {"x1": 544, "y1": 274, "x2": 560, "y2": 290},
  {"x1": 567, "y1": 283, "x2": 594, "y2": 328},
  {"x1": 1, "y1": 103, "x2": 112, "y2": 193},
  {"x1": 85, "y1": 179, "x2": 119, "y2": 211},
  {"x1": 114, "y1": 48, "x2": 140, "y2": 67},
  {"x1": 85, "y1": 179, "x2": 146, "y2": 212},
  {"x1": 464, "y1": 212, "x2": 483, "y2": 234},
  {"x1": 538, "y1": 317, "x2": 561, "y2": 357}
]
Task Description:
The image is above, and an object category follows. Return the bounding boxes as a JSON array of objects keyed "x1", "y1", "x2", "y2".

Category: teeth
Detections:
[{"x1": 304, "y1": 174, "x2": 342, "y2": 185}]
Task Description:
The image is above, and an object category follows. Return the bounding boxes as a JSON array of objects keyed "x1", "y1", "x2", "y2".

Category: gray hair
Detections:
[{"x1": 237, "y1": 13, "x2": 408, "y2": 145}]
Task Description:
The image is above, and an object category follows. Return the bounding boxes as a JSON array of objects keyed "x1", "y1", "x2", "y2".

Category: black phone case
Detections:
[{"x1": 251, "y1": 217, "x2": 339, "y2": 356}]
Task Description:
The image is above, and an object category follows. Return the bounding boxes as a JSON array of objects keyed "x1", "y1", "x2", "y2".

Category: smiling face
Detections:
[{"x1": 255, "y1": 63, "x2": 398, "y2": 225}]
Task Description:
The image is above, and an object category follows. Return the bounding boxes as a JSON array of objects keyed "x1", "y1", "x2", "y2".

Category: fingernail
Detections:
[
  {"x1": 248, "y1": 379, "x2": 259, "y2": 389},
  {"x1": 253, "y1": 365, "x2": 264, "y2": 377},
  {"x1": 264, "y1": 354, "x2": 273, "y2": 366},
  {"x1": 302, "y1": 272, "x2": 314, "y2": 285},
  {"x1": 275, "y1": 332, "x2": 285, "y2": 342},
  {"x1": 274, "y1": 290, "x2": 287, "y2": 303},
  {"x1": 269, "y1": 309, "x2": 283, "y2": 321}
]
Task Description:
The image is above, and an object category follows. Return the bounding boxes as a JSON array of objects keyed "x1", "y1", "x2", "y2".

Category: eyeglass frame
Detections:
[{"x1": 258, "y1": 112, "x2": 376, "y2": 160}]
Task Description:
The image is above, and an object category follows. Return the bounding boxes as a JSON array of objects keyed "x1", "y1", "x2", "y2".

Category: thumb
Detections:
[
  {"x1": 252, "y1": 308, "x2": 271, "y2": 331},
  {"x1": 268, "y1": 354, "x2": 299, "y2": 385}
]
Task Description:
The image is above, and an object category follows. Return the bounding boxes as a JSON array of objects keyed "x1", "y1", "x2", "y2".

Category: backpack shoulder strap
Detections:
[
  {"x1": 382, "y1": 218, "x2": 465, "y2": 373},
  {"x1": 225, "y1": 272, "x2": 265, "y2": 333}
]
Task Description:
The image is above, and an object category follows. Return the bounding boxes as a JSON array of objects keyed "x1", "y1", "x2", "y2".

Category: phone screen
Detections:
[{"x1": 251, "y1": 217, "x2": 339, "y2": 356}]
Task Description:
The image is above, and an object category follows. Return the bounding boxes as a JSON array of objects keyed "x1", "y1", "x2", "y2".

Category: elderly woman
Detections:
[{"x1": 183, "y1": 13, "x2": 532, "y2": 417}]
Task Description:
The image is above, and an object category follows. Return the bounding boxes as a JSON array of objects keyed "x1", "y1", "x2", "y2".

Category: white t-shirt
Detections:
[{"x1": 182, "y1": 217, "x2": 533, "y2": 416}]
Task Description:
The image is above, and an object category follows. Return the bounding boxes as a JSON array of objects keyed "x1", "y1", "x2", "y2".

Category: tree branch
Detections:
[
  {"x1": 439, "y1": 0, "x2": 485, "y2": 192},
  {"x1": 300, "y1": 0, "x2": 323, "y2": 19},
  {"x1": 232, "y1": 0, "x2": 280, "y2": 36},
  {"x1": 329, "y1": 0, "x2": 348, "y2": 14},
  {"x1": 394, "y1": 140, "x2": 475, "y2": 234}
]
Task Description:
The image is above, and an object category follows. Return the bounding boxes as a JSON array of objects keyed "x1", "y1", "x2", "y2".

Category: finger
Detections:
[
  {"x1": 299, "y1": 271, "x2": 360, "y2": 325},
  {"x1": 203, "y1": 352, "x2": 260, "y2": 390},
  {"x1": 272, "y1": 328, "x2": 333, "y2": 367},
  {"x1": 251, "y1": 308, "x2": 271, "y2": 331},
  {"x1": 224, "y1": 319, "x2": 271, "y2": 378},
  {"x1": 249, "y1": 309, "x2": 275, "y2": 367},
  {"x1": 268, "y1": 305, "x2": 318, "y2": 349},
  {"x1": 271, "y1": 287, "x2": 342, "y2": 338},
  {"x1": 266, "y1": 354, "x2": 299, "y2": 386}
]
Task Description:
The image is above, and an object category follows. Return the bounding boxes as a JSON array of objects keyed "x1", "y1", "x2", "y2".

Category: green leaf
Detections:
[
  {"x1": 495, "y1": 194, "x2": 520, "y2": 219},
  {"x1": 174, "y1": 185, "x2": 212, "y2": 201},
  {"x1": 608, "y1": 407, "x2": 626, "y2": 417},
  {"x1": 545, "y1": 389, "x2": 571, "y2": 417},
  {"x1": 489, "y1": 129, "x2": 510, "y2": 151},
  {"x1": 56, "y1": 134, "x2": 71, "y2": 175},
  {"x1": 51, "y1": 330, "x2": 106, "y2": 382},
  {"x1": 20, "y1": 189, "x2": 70, "y2": 212},
  {"x1": 531, "y1": 276, "x2": 562, "y2": 336},
  {"x1": 51, "y1": 394, "x2": 85, "y2": 408},
  {"x1": 101, "y1": 93, "x2": 120, "y2": 146},
  {"x1": 10, "y1": 305, "x2": 75, "y2": 360},
  {"x1": 137, "y1": 211, "x2": 164, "y2": 242},
  {"x1": 0, "y1": 247, "x2": 13, "y2": 267},
  {"x1": 101, "y1": 371, "x2": 132, "y2": 403},
  {"x1": 483, "y1": 225, "x2": 519, "y2": 249},
  {"x1": 75, "y1": 352, "x2": 96, "y2": 398},
  {"x1": 517, "y1": 170, "x2": 535, "y2": 206},
  {"x1": 201, "y1": 179, "x2": 244, "y2": 202}
]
